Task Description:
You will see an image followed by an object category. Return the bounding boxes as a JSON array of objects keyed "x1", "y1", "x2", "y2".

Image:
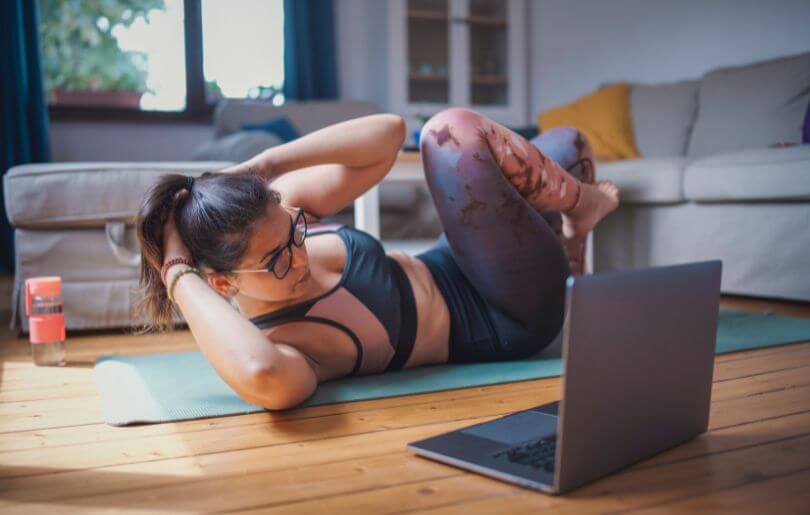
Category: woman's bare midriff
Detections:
[{"x1": 258, "y1": 233, "x2": 451, "y2": 383}]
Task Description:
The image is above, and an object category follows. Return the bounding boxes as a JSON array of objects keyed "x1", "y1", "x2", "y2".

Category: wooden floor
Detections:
[{"x1": 1, "y1": 274, "x2": 809, "y2": 514}]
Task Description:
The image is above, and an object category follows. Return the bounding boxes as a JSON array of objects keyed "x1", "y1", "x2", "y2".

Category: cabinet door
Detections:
[
  {"x1": 389, "y1": 0, "x2": 527, "y2": 131},
  {"x1": 389, "y1": 0, "x2": 451, "y2": 109},
  {"x1": 461, "y1": 0, "x2": 527, "y2": 124},
  {"x1": 408, "y1": 0, "x2": 451, "y2": 104}
]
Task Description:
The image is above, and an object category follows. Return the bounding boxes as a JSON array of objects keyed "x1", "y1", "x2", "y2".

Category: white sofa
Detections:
[{"x1": 593, "y1": 51, "x2": 810, "y2": 301}]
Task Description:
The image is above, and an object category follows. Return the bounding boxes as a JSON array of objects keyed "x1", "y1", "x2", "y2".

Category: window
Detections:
[
  {"x1": 38, "y1": 0, "x2": 285, "y2": 121},
  {"x1": 201, "y1": 0, "x2": 285, "y2": 105}
]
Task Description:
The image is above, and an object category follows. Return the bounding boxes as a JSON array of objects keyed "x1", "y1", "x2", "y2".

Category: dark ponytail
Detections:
[{"x1": 135, "y1": 170, "x2": 282, "y2": 332}]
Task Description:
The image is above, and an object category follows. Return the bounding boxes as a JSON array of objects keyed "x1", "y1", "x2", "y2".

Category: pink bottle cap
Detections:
[{"x1": 25, "y1": 277, "x2": 65, "y2": 344}]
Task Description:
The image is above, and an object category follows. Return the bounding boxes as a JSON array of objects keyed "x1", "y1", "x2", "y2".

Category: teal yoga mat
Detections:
[{"x1": 93, "y1": 308, "x2": 810, "y2": 426}]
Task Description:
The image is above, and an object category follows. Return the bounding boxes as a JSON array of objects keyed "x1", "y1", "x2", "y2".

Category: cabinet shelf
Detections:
[
  {"x1": 409, "y1": 72, "x2": 449, "y2": 81},
  {"x1": 471, "y1": 74, "x2": 507, "y2": 85},
  {"x1": 467, "y1": 15, "x2": 507, "y2": 26},
  {"x1": 407, "y1": 10, "x2": 448, "y2": 22}
]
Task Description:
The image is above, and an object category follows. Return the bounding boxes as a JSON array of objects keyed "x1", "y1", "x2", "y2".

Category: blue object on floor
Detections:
[{"x1": 93, "y1": 308, "x2": 810, "y2": 426}]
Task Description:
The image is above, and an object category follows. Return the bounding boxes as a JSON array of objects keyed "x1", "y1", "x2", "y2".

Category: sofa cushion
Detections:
[
  {"x1": 3, "y1": 162, "x2": 232, "y2": 228},
  {"x1": 630, "y1": 79, "x2": 699, "y2": 157},
  {"x1": 686, "y1": 52, "x2": 810, "y2": 159},
  {"x1": 214, "y1": 99, "x2": 382, "y2": 139},
  {"x1": 192, "y1": 131, "x2": 282, "y2": 163},
  {"x1": 539, "y1": 82, "x2": 640, "y2": 162},
  {"x1": 683, "y1": 145, "x2": 810, "y2": 202},
  {"x1": 595, "y1": 157, "x2": 687, "y2": 204}
]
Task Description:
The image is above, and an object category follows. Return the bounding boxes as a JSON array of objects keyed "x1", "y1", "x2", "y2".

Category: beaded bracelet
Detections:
[
  {"x1": 167, "y1": 267, "x2": 203, "y2": 303},
  {"x1": 161, "y1": 257, "x2": 194, "y2": 285}
]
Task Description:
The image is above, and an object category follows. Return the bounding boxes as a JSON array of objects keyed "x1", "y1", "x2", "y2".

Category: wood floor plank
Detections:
[
  {"x1": 711, "y1": 343, "x2": 810, "y2": 381},
  {"x1": 622, "y1": 467, "x2": 810, "y2": 514},
  {"x1": 1, "y1": 361, "x2": 806, "y2": 476},
  {"x1": 630, "y1": 410, "x2": 810, "y2": 471},
  {"x1": 1, "y1": 374, "x2": 808, "y2": 503},
  {"x1": 0, "y1": 385, "x2": 563, "y2": 477},
  {"x1": 0, "y1": 380, "x2": 555, "y2": 452},
  {"x1": 232, "y1": 474, "x2": 514, "y2": 515},
  {"x1": 2, "y1": 417, "x2": 808, "y2": 514},
  {"x1": 709, "y1": 383, "x2": 810, "y2": 430},
  {"x1": 0, "y1": 419, "x2": 497, "y2": 507},
  {"x1": 400, "y1": 433, "x2": 810, "y2": 515},
  {"x1": 0, "y1": 381, "x2": 98, "y2": 402},
  {"x1": 710, "y1": 365, "x2": 810, "y2": 402},
  {"x1": 0, "y1": 409, "x2": 807, "y2": 513}
]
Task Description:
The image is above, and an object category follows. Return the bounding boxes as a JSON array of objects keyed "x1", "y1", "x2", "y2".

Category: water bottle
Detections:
[{"x1": 25, "y1": 276, "x2": 66, "y2": 367}]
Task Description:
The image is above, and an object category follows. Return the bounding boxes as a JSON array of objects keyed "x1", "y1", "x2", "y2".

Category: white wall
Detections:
[
  {"x1": 528, "y1": 0, "x2": 810, "y2": 115},
  {"x1": 335, "y1": 0, "x2": 389, "y2": 110}
]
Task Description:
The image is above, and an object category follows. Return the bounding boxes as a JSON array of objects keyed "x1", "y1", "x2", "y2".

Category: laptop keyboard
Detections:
[{"x1": 491, "y1": 435, "x2": 557, "y2": 473}]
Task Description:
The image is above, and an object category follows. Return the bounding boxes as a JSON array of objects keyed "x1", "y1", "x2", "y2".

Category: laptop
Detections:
[{"x1": 407, "y1": 260, "x2": 723, "y2": 494}]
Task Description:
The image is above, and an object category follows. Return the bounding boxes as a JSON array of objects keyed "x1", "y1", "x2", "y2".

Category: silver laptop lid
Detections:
[{"x1": 554, "y1": 260, "x2": 722, "y2": 494}]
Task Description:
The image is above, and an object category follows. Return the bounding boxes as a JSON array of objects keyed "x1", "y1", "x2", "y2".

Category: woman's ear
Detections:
[{"x1": 207, "y1": 272, "x2": 236, "y2": 297}]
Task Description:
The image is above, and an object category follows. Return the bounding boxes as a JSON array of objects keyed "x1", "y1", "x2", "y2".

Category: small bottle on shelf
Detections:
[{"x1": 25, "y1": 276, "x2": 67, "y2": 367}]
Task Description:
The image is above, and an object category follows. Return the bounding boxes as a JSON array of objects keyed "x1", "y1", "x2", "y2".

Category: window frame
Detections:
[{"x1": 48, "y1": 0, "x2": 214, "y2": 124}]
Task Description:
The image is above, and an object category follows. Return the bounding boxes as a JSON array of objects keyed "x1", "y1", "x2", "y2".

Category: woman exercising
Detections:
[{"x1": 136, "y1": 107, "x2": 619, "y2": 410}]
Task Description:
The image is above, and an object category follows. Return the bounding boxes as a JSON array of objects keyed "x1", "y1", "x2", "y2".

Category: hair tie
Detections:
[{"x1": 186, "y1": 175, "x2": 195, "y2": 191}]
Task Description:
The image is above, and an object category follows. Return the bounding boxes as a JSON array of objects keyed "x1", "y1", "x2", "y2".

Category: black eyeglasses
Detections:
[{"x1": 230, "y1": 207, "x2": 307, "y2": 279}]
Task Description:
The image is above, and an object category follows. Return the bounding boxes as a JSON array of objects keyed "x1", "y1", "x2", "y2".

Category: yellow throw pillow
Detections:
[{"x1": 538, "y1": 82, "x2": 639, "y2": 162}]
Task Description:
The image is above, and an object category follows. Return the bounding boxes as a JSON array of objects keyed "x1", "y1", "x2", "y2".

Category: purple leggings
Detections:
[{"x1": 414, "y1": 108, "x2": 595, "y2": 361}]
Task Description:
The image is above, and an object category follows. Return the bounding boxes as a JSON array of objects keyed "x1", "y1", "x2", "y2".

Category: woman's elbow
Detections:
[
  {"x1": 240, "y1": 377, "x2": 300, "y2": 411},
  {"x1": 244, "y1": 368, "x2": 313, "y2": 411},
  {"x1": 255, "y1": 394, "x2": 301, "y2": 411},
  {"x1": 384, "y1": 114, "x2": 407, "y2": 147}
]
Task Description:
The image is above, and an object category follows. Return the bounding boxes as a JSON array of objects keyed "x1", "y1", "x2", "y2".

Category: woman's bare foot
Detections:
[{"x1": 562, "y1": 180, "x2": 620, "y2": 239}]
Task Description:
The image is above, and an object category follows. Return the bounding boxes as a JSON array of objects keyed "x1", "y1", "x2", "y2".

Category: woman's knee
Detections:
[{"x1": 420, "y1": 107, "x2": 487, "y2": 152}]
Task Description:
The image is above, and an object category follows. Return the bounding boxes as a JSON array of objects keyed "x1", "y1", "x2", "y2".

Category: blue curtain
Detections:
[
  {"x1": 0, "y1": 0, "x2": 51, "y2": 274},
  {"x1": 283, "y1": 0, "x2": 339, "y2": 100}
]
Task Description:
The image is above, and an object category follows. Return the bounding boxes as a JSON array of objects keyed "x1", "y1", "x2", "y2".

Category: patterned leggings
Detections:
[{"x1": 414, "y1": 107, "x2": 595, "y2": 362}]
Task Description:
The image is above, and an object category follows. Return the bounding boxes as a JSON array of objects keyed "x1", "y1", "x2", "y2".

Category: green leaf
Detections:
[{"x1": 38, "y1": 0, "x2": 166, "y2": 94}]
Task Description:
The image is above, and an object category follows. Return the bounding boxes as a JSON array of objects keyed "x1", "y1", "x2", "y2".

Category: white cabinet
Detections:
[{"x1": 388, "y1": 0, "x2": 528, "y2": 139}]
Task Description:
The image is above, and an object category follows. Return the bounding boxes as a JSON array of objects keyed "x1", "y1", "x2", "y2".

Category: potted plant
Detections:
[{"x1": 39, "y1": 0, "x2": 164, "y2": 108}]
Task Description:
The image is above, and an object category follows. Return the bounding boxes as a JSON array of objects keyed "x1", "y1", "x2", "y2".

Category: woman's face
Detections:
[{"x1": 228, "y1": 202, "x2": 312, "y2": 302}]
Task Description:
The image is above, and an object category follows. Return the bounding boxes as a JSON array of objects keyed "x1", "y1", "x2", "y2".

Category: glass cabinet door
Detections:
[
  {"x1": 467, "y1": 0, "x2": 508, "y2": 106},
  {"x1": 406, "y1": 0, "x2": 450, "y2": 104},
  {"x1": 390, "y1": 0, "x2": 527, "y2": 130}
]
